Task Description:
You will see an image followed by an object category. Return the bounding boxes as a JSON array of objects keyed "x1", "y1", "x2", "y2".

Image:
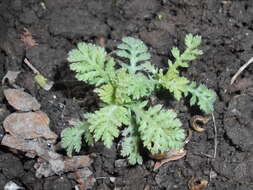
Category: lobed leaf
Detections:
[
  {"x1": 185, "y1": 33, "x2": 202, "y2": 49},
  {"x1": 85, "y1": 105, "x2": 130, "y2": 148},
  {"x1": 159, "y1": 70, "x2": 189, "y2": 100},
  {"x1": 68, "y1": 43, "x2": 115, "y2": 86},
  {"x1": 95, "y1": 84, "x2": 115, "y2": 104},
  {"x1": 61, "y1": 121, "x2": 93, "y2": 156},
  {"x1": 135, "y1": 105, "x2": 186, "y2": 154},
  {"x1": 116, "y1": 37, "x2": 151, "y2": 73},
  {"x1": 102, "y1": 69, "x2": 155, "y2": 104},
  {"x1": 121, "y1": 124, "x2": 143, "y2": 165},
  {"x1": 187, "y1": 82, "x2": 216, "y2": 114}
]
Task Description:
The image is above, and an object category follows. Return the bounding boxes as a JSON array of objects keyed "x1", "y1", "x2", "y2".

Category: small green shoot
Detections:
[{"x1": 61, "y1": 34, "x2": 216, "y2": 164}]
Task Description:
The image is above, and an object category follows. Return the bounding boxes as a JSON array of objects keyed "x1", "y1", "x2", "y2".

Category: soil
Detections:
[{"x1": 1, "y1": 0, "x2": 253, "y2": 189}]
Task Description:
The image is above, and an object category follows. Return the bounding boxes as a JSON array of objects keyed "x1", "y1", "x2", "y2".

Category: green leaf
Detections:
[
  {"x1": 185, "y1": 33, "x2": 202, "y2": 49},
  {"x1": 121, "y1": 124, "x2": 143, "y2": 165},
  {"x1": 94, "y1": 68, "x2": 154, "y2": 105},
  {"x1": 118, "y1": 72, "x2": 155, "y2": 100},
  {"x1": 136, "y1": 105, "x2": 186, "y2": 154},
  {"x1": 61, "y1": 121, "x2": 93, "y2": 156},
  {"x1": 158, "y1": 70, "x2": 189, "y2": 100},
  {"x1": 121, "y1": 136, "x2": 143, "y2": 165},
  {"x1": 159, "y1": 33, "x2": 204, "y2": 100},
  {"x1": 116, "y1": 37, "x2": 151, "y2": 73},
  {"x1": 141, "y1": 62, "x2": 158, "y2": 74},
  {"x1": 108, "y1": 69, "x2": 155, "y2": 104},
  {"x1": 171, "y1": 47, "x2": 180, "y2": 59},
  {"x1": 95, "y1": 84, "x2": 115, "y2": 104},
  {"x1": 187, "y1": 82, "x2": 216, "y2": 114},
  {"x1": 85, "y1": 105, "x2": 130, "y2": 148},
  {"x1": 68, "y1": 43, "x2": 115, "y2": 86}
]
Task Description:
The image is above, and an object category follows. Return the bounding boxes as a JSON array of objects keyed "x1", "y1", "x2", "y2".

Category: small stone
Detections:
[
  {"x1": 4, "y1": 181, "x2": 24, "y2": 190},
  {"x1": 210, "y1": 170, "x2": 217, "y2": 179}
]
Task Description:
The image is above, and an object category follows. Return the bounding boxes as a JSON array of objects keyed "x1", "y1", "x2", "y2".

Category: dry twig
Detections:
[
  {"x1": 231, "y1": 57, "x2": 253, "y2": 85},
  {"x1": 24, "y1": 58, "x2": 40, "y2": 74},
  {"x1": 212, "y1": 112, "x2": 217, "y2": 159}
]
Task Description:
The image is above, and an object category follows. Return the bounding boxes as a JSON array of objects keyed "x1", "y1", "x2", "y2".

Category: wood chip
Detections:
[
  {"x1": 3, "y1": 111, "x2": 57, "y2": 142},
  {"x1": 4, "y1": 89, "x2": 40, "y2": 111},
  {"x1": 2, "y1": 71, "x2": 20, "y2": 86}
]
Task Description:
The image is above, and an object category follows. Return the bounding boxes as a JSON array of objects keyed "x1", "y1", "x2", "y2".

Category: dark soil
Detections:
[{"x1": 1, "y1": 0, "x2": 253, "y2": 189}]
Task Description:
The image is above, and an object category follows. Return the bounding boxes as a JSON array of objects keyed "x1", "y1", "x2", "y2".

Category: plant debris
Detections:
[
  {"x1": 2, "y1": 134, "x2": 92, "y2": 178},
  {"x1": 231, "y1": 57, "x2": 253, "y2": 85},
  {"x1": 188, "y1": 177, "x2": 208, "y2": 190},
  {"x1": 152, "y1": 149, "x2": 187, "y2": 171},
  {"x1": 1, "y1": 89, "x2": 93, "y2": 179},
  {"x1": 190, "y1": 115, "x2": 210, "y2": 132},
  {"x1": 20, "y1": 28, "x2": 38, "y2": 50},
  {"x1": 71, "y1": 167, "x2": 96, "y2": 190},
  {"x1": 2, "y1": 71, "x2": 21, "y2": 86},
  {"x1": 4, "y1": 89, "x2": 41, "y2": 111},
  {"x1": 185, "y1": 129, "x2": 193, "y2": 144},
  {"x1": 23, "y1": 58, "x2": 54, "y2": 91},
  {"x1": 3, "y1": 111, "x2": 57, "y2": 141}
]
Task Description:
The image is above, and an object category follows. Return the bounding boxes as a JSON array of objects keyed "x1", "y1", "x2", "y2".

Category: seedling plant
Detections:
[{"x1": 61, "y1": 34, "x2": 216, "y2": 164}]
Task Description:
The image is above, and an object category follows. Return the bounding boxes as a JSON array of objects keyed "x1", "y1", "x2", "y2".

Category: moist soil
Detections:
[{"x1": 1, "y1": 0, "x2": 253, "y2": 189}]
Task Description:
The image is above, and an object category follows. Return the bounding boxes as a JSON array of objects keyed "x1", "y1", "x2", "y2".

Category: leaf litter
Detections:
[
  {"x1": 1, "y1": 88, "x2": 94, "y2": 183},
  {"x1": 20, "y1": 28, "x2": 38, "y2": 50},
  {"x1": 152, "y1": 149, "x2": 187, "y2": 171}
]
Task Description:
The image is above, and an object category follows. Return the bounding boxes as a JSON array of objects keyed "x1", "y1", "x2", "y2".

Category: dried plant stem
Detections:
[
  {"x1": 24, "y1": 58, "x2": 40, "y2": 74},
  {"x1": 231, "y1": 57, "x2": 253, "y2": 85},
  {"x1": 212, "y1": 112, "x2": 217, "y2": 159}
]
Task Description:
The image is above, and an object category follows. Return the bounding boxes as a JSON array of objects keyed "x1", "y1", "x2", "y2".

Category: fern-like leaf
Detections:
[
  {"x1": 117, "y1": 71, "x2": 155, "y2": 100},
  {"x1": 116, "y1": 37, "x2": 151, "y2": 73},
  {"x1": 121, "y1": 124, "x2": 143, "y2": 165},
  {"x1": 187, "y1": 82, "x2": 216, "y2": 114},
  {"x1": 96, "y1": 69, "x2": 155, "y2": 104},
  {"x1": 85, "y1": 105, "x2": 130, "y2": 148},
  {"x1": 68, "y1": 43, "x2": 115, "y2": 86},
  {"x1": 159, "y1": 34, "x2": 203, "y2": 100},
  {"x1": 158, "y1": 69, "x2": 189, "y2": 100},
  {"x1": 95, "y1": 84, "x2": 115, "y2": 104},
  {"x1": 170, "y1": 34, "x2": 203, "y2": 68},
  {"x1": 61, "y1": 121, "x2": 93, "y2": 156},
  {"x1": 135, "y1": 105, "x2": 186, "y2": 154},
  {"x1": 185, "y1": 33, "x2": 202, "y2": 50}
]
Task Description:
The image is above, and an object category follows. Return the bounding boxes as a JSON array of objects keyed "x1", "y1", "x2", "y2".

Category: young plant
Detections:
[{"x1": 61, "y1": 34, "x2": 216, "y2": 164}]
